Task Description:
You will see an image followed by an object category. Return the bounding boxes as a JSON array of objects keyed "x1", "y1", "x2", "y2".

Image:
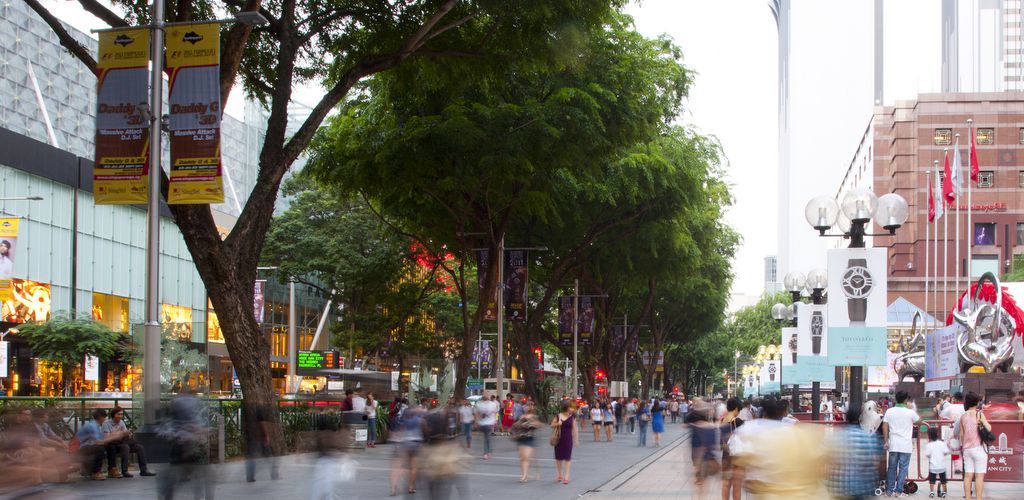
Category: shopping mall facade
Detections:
[{"x1": 0, "y1": 1, "x2": 331, "y2": 396}]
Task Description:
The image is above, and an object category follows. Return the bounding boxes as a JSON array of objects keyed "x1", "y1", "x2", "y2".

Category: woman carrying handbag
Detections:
[
  {"x1": 959, "y1": 392, "x2": 993, "y2": 500},
  {"x1": 551, "y1": 399, "x2": 579, "y2": 485}
]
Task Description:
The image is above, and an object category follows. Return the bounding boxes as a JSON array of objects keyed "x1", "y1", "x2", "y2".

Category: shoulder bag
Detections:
[
  {"x1": 976, "y1": 410, "x2": 996, "y2": 445},
  {"x1": 549, "y1": 417, "x2": 562, "y2": 446}
]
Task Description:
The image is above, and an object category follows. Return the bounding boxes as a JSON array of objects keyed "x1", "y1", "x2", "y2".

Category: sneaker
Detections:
[
  {"x1": 930, "y1": 493, "x2": 935, "y2": 498},
  {"x1": 140, "y1": 471, "x2": 156, "y2": 477},
  {"x1": 91, "y1": 473, "x2": 106, "y2": 481},
  {"x1": 122, "y1": 472, "x2": 134, "y2": 478},
  {"x1": 107, "y1": 468, "x2": 122, "y2": 479}
]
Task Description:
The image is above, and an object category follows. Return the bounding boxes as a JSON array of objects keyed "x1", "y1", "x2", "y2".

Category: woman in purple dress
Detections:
[{"x1": 552, "y1": 399, "x2": 579, "y2": 485}]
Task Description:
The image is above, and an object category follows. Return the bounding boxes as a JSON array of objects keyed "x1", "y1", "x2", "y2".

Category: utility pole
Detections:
[
  {"x1": 572, "y1": 278, "x2": 579, "y2": 398},
  {"x1": 496, "y1": 236, "x2": 505, "y2": 402},
  {"x1": 622, "y1": 313, "x2": 628, "y2": 396}
]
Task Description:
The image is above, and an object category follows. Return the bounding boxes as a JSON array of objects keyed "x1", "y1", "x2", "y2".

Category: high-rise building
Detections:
[
  {"x1": 764, "y1": 255, "x2": 783, "y2": 294},
  {"x1": 942, "y1": 0, "x2": 1024, "y2": 93}
]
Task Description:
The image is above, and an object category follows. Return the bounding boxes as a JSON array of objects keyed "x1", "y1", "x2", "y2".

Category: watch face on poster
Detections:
[{"x1": 841, "y1": 265, "x2": 873, "y2": 299}]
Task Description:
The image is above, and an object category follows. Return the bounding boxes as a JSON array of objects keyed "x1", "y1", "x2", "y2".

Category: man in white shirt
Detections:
[
  {"x1": 473, "y1": 392, "x2": 499, "y2": 459},
  {"x1": 882, "y1": 391, "x2": 921, "y2": 497},
  {"x1": 939, "y1": 392, "x2": 965, "y2": 422},
  {"x1": 351, "y1": 389, "x2": 367, "y2": 413}
]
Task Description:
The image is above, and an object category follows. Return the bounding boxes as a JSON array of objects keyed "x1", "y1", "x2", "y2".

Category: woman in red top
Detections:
[{"x1": 502, "y1": 395, "x2": 515, "y2": 431}]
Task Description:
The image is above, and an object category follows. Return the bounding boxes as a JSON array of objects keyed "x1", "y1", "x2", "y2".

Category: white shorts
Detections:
[{"x1": 963, "y1": 446, "x2": 987, "y2": 474}]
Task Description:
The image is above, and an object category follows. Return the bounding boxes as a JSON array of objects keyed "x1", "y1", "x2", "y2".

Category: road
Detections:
[{"x1": 34, "y1": 421, "x2": 689, "y2": 499}]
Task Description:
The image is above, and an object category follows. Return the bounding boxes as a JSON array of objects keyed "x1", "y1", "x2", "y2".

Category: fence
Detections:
[{"x1": 0, "y1": 396, "x2": 391, "y2": 461}]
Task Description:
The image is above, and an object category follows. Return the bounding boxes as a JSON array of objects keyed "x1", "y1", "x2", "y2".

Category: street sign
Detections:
[{"x1": 467, "y1": 377, "x2": 484, "y2": 390}]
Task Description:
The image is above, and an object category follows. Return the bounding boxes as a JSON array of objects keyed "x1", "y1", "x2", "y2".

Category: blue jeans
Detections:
[
  {"x1": 367, "y1": 418, "x2": 377, "y2": 443},
  {"x1": 479, "y1": 424, "x2": 493, "y2": 454},
  {"x1": 887, "y1": 451, "x2": 911, "y2": 494},
  {"x1": 462, "y1": 423, "x2": 472, "y2": 447},
  {"x1": 637, "y1": 422, "x2": 648, "y2": 446}
]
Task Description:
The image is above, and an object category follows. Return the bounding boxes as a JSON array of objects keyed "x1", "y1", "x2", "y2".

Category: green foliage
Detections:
[
  {"x1": 161, "y1": 337, "x2": 208, "y2": 392},
  {"x1": 17, "y1": 314, "x2": 120, "y2": 367}
]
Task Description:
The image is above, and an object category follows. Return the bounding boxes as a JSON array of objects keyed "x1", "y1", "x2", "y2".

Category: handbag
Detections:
[
  {"x1": 549, "y1": 418, "x2": 562, "y2": 446},
  {"x1": 976, "y1": 411, "x2": 996, "y2": 444}
]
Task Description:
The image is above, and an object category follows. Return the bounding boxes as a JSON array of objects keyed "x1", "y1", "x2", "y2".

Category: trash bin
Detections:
[{"x1": 342, "y1": 411, "x2": 367, "y2": 449}]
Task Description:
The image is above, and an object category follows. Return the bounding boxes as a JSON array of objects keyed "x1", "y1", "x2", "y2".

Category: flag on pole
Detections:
[
  {"x1": 969, "y1": 122, "x2": 980, "y2": 182},
  {"x1": 951, "y1": 136, "x2": 963, "y2": 198},
  {"x1": 942, "y1": 150, "x2": 956, "y2": 205},
  {"x1": 934, "y1": 167, "x2": 945, "y2": 220},
  {"x1": 928, "y1": 178, "x2": 937, "y2": 222}
]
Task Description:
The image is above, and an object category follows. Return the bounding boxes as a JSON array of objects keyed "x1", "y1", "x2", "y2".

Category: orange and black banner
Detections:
[
  {"x1": 504, "y1": 250, "x2": 528, "y2": 322},
  {"x1": 475, "y1": 250, "x2": 498, "y2": 321},
  {"x1": 166, "y1": 23, "x2": 223, "y2": 204},
  {"x1": 94, "y1": 29, "x2": 150, "y2": 204}
]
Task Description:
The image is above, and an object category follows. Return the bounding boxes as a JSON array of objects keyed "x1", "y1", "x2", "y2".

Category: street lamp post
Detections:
[
  {"x1": 733, "y1": 350, "x2": 739, "y2": 398},
  {"x1": 803, "y1": 188, "x2": 908, "y2": 414}
]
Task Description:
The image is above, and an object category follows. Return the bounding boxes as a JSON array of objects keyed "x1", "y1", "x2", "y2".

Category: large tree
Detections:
[{"x1": 26, "y1": 0, "x2": 621, "y2": 449}]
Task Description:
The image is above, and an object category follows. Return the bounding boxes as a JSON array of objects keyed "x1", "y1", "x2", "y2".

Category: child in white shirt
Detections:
[{"x1": 923, "y1": 426, "x2": 950, "y2": 498}]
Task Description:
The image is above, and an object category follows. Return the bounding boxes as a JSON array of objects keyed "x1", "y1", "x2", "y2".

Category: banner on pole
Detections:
[
  {"x1": 504, "y1": 250, "x2": 528, "y2": 322},
  {"x1": 166, "y1": 23, "x2": 223, "y2": 204},
  {"x1": 475, "y1": 250, "x2": 498, "y2": 321},
  {"x1": 611, "y1": 325, "x2": 625, "y2": 353},
  {"x1": 759, "y1": 359, "x2": 780, "y2": 394},
  {"x1": 253, "y1": 280, "x2": 266, "y2": 323},
  {"x1": 557, "y1": 296, "x2": 574, "y2": 346},
  {"x1": 0, "y1": 219, "x2": 19, "y2": 302},
  {"x1": 84, "y1": 355, "x2": 100, "y2": 382},
  {"x1": 925, "y1": 325, "x2": 960, "y2": 391},
  {"x1": 827, "y1": 247, "x2": 888, "y2": 366},
  {"x1": 0, "y1": 341, "x2": 7, "y2": 377},
  {"x1": 94, "y1": 29, "x2": 151, "y2": 204},
  {"x1": 578, "y1": 296, "x2": 595, "y2": 345},
  {"x1": 628, "y1": 333, "x2": 639, "y2": 361},
  {"x1": 470, "y1": 340, "x2": 493, "y2": 371}
]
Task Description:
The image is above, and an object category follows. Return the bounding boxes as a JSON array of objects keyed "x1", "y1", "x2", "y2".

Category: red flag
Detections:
[
  {"x1": 969, "y1": 123, "x2": 979, "y2": 182},
  {"x1": 942, "y1": 149, "x2": 955, "y2": 205},
  {"x1": 928, "y1": 178, "x2": 936, "y2": 222}
]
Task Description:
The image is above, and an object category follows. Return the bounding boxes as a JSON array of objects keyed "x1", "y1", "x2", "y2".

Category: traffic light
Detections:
[{"x1": 595, "y1": 369, "x2": 606, "y2": 382}]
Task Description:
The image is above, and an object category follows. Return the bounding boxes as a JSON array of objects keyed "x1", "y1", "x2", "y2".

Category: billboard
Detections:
[{"x1": 827, "y1": 247, "x2": 888, "y2": 366}]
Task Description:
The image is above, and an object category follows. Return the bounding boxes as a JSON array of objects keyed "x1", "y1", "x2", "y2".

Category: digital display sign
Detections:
[{"x1": 296, "y1": 350, "x2": 339, "y2": 375}]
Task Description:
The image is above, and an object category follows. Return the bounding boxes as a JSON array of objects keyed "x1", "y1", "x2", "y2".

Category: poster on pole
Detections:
[
  {"x1": 611, "y1": 325, "x2": 625, "y2": 353},
  {"x1": 557, "y1": 296, "x2": 574, "y2": 346},
  {"x1": 253, "y1": 280, "x2": 266, "y2": 323},
  {"x1": 84, "y1": 355, "x2": 100, "y2": 382},
  {"x1": 744, "y1": 373, "x2": 757, "y2": 396},
  {"x1": 504, "y1": 250, "x2": 528, "y2": 322},
  {"x1": 759, "y1": 359, "x2": 780, "y2": 394},
  {"x1": 826, "y1": 247, "x2": 888, "y2": 366},
  {"x1": 475, "y1": 250, "x2": 498, "y2": 321},
  {"x1": 166, "y1": 23, "x2": 224, "y2": 204},
  {"x1": 0, "y1": 219, "x2": 19, "y2": 302},
  {"x1": 94, "y1": 29, "x2": 151, "y2": 205},
  {"x1": 0, "y1": 341, "x2": 8, "y2": 377},
  {"x1": 627, "y1": 333, "x2": 639, "y2": 361},
  {"x1": 470, "y1": 340, "x2": 492, "y2": 372},
  {"x1": 578, "y1": 297, "x2": 595, "y2": 345},
  {"x1": 925, "y1": 325, "x2": 960, "y2": 391}
]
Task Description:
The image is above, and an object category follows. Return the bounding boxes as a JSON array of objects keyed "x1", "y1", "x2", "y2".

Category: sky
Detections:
[{"x1": 625, "y1": 0, "x2": 780, "y2": 302}]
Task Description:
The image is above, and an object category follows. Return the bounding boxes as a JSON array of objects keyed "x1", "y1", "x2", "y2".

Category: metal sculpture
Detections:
[
  {"x1": 951, "y1": 272, "x2": 1015, "y2": 373},
  {"x1": 894, "y1": 311, "x2": 925, "y2": 382}
]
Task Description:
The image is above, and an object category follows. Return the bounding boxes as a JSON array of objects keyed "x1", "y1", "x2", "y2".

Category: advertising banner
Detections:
[
  {"x1": 578, "y1": 296, "x2": 595, "y2": 345},
  {"x1": 557, "y1": 296, "x2": 574, "y2": 346},
  {"x1": 627, "y1": 333, "x2": 639, "y2": 361},
  {"x1": 867, "y1": 351, "x2": 900, "y2": 392},
  {"x1": 1, "y1": 279, "x2": 51, "y2": 324},
  {"x1": 827, "y1": 247, "x2": 888, "y2": 366},
  {"x1": 925, "y1": 325, "x2": 960, "y2": 391},
  {"x1": 470, "y1": 340, "x2": 492, "y2": 372},
  {"x1": 611, "y1": 325, "x2": 625, "y2": 353},
  {"x1": 253, "y1": 280, "x2": 266, "y2": 323},
  {"x1": 0, "y1": 341, "x2": 7, "y2": 377},
  {"x1": 475, "y1": 250, "x2": 498, "y2": 321},
  {"x1": 0, "y1": 218, "x2": 19, "y2": 301},
  {"x1": 84, "y1": 355, "x2": 100, "y2": 382},
  {"x1": 786, "y1": 303, "x2": 836, "y2": 386},
  {"x1": 759, "y1": 359, "x2": 781, "y2": 394},
  {"x1": 166, "y1": 23, "x2": 224, "y2": 204},
  {"x1": 782, "y1": 326, "x2": 798, "y2": 367},
  {"x1": 744, "y1": 373, "x2": 757, "y2": 396},
  {"x1": 984, "y1": 421, "x2": 1024, "y2": 482},
  {"x1": 94, "y1": 29, "x2": 150, "y2": 204},
  {"x1": 504, "y1": 250, "x2": 528, "y2": 322}
]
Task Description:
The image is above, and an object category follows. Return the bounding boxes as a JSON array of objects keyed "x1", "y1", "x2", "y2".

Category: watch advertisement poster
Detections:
[
  {"x1": 827, "y1": 247, "x2": 888, "y2": 366},
  {"x1": 759, "y1": 359, "x2": 780, "y2": 394},
  {"x1": 744, "y1": 373, "x2": 757, "y2": 396},
  {"x1": 787, "y1": 303, "x2": 836, "y2": 386},
  {"x1": 924, "y1": 325, "x2": 960, "y2": 391},
  {"x1": 781, "y1": 326, "x2": 798, "y2": 367}
]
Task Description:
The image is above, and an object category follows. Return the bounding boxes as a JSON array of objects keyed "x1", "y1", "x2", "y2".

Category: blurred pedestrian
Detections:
[
  {"x1": 552, "y1": 399, "x2": 578, "y2": 485},
  {"x1": 390, "y1": 400, "x2": 425, "y2": 495},
  {"x1": 960, "y1": 392, "x2": 991, "y2": 500},
  {"x1": 474, "y1": 392, "x2": 499, "y2": 459},
  {"x1": 421, "y1": 406, "x2": 470, "y2": 499},
  {"x1": 651, "y1": 399, "x2": 666, "y2": 446},
  {"x1": 669, "y1": 398, "x2": 680, "y2": 423},
  {"x1": 512, "y1": 405, "x2": 542, "y2": 482},
  {"x1": 613, "y1": 398, "x2": 624, "y2": 434},
  {"x1": 637, "y1": 401, "x2": 650, "y2": 447},
  {"x1": 825, "y1": 404, "x2": 883, "y2": 500},
  {"x1": 366, "y1": 392, "x2": 379, "y2": 448},
  {"x1": 244, "y1": 401, "x2": 280, "y2": 482},
  {"x1": 457, "y1": 399, "x2": 474, "y2": 449},
  {"x1": 882, "y1": 391, "x2": 920, "y2": 497},
  {"x1": 602, "y1": 402, "x2": 615, "y2": 442},
  {"x1": 721, "y1": 397, "x2": 745, "y2": 500},
  {"x1": 626, "y1": 399, "x2": 637, "y2": 433},
  {"x1": 158, "y1": 393, "x2": 214, "y2": 500}
]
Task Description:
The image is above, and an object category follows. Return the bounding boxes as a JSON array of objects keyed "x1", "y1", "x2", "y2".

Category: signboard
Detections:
[
  {"x1": 253, "y1": 280, "x2": 266, "y2": 323},
  {"x1": 557, "y1": 296, "x2": 574, "y2": 346},
  {"x1": 827, "y1": 247, "x2": 888, "y2": 366},
  {"x1": 924, "y1": 325, "x2": 960, "y2": 391},
  {"x1": 1, "y1": 279, "x2": 51, "y2": 324},
  {"x1": 84, "y1": 355, "x2": 100, "y2": 382},
  {"x1": 476, "y1": 250, "x2": 498, "y2": 321},
  {"x1": 166, "y1": 23, "x2": 224, "y2": 204},
  {"x1": 504, "y1": 250, "x2": 528, "y2": 322},
  {"x1": 867, "y1": 351, "x2": 900, "y2": 392},
  {"x1": 578, "y1": 297, "x2": 595, "y2": 345},
  {"x1": 296, "y1": 350, "x2": 339, "y2": 375},
  {"x1": 744, "y1": 373, "x2": 757, "y2": 396},
  {"x1": 467, "y1": 377, "x2": 483, "y2": 390},
  {"x1": 470, "y1": 340, "x2": 492, "y2": 372},
  {"x1": 759, "y1": 359, "x2": 781, "y2": 394},
  {"x1": 0, "y1": 219, "x2": 18, "y2": 302},
  {"x1": 0, "y1": 341, "x2": 7, "y2": 377},
  {"x1": 94, "y1": 29, "x2": 151, "y2": 204},
  {"x1": 785, "y1": 304, "x2": 836, "y2": 386},
  {"x1": 984, "y1": 421, "x2": 1024, "y2": 482}
]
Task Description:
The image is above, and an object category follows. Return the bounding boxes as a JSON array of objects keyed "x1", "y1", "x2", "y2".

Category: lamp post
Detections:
[
  {"x1": 803, "y1": 188, "x2": 908, "y2": 413},
  {"x1": 733, "y1": 350, "x2": 740, "y2": 398}
]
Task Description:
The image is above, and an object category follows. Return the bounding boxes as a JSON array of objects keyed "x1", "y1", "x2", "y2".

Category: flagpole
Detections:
[
  {"x1": 943, "y1": 149, "x2": 949, "y2": 321},
  {"x1": 933, "y1": 161, "x2": 940, "y2": 330},
  {"x1": 967, "y1": 119, "x2": 974, "y2": 283},
  {"x1": 954, "y1": 134, "x2": 961, "y2": 301},
  {"x1": 925, "y1": 169, "x2": 931, "y2": 327}
]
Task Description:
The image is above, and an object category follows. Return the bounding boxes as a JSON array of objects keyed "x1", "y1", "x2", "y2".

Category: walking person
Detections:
[
  {"x1": 960, "y1": 392, "x2": 991, "y2": 500},
  {"x1": 720, "y1": 398, "x2": 745, "y2": 500},
  {"x1": 590, "y1": 401, "x2": 604, "y2": 442},
  {"x1": 457, "y1": 399, "x2": 474, "y2": 449},
  {"x1": 602, "y1": 402, "x2": 615, "y2": 442},
  {"x1": 626, "y1": 399, "x2": 637, "y2": 433},
  {"x1": 651, "y1": 399, "x2": 666, "y2": 446},
  {"x1": 512, "y1": 405, "x2": 542, "y2": 483},
  {"x1": 882, "y1": 391, "x2": 921, "y2": 497},
  {"x1": 552, "y1": 400, "x2": 578, "y2": 485},
  {"x1": 924, "y1": 426, "x2": 950, "y2": 498},
  {"x1": 825, "y1": 404, "x2": 884, "y2": 500},
  {"x1": 365, "y1": 392, "x2": 379, "y2": 448},
  {"x1": 669, "y1": 398, "x2": 680, "y2": 424},
  {"x1": 637, "y1": 401, "x2": 651, "y2": 447},
  {"x1": 613, "y1": 398, "x2": 624, "y2": 434},
  {"x1": 474, "y1": 391, "x2": 499, "y2": 459}
]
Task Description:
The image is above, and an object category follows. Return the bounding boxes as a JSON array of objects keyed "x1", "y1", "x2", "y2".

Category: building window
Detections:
[
  {"x1": 1019, "y1": 128, "x2": 1024, "y2": 144},
  {"x1": 934, "y1": 128, "x2": 952, "y2": 145},
  {"x1": 978, "y1": 170, "x2": 995, "y2": 187},
  {"x1": 1019, "y1": 171, "x2": 1024, "y2": 187},
  {"x1": 974, "y1": 222, "x2": 997, "y2": 245},
  {"x1": 976, "y1": 128, "x2": 995, "y2": 145},
  {"x1": 1017, "y1": 223, "x2": 1024, "y2": 246}
]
